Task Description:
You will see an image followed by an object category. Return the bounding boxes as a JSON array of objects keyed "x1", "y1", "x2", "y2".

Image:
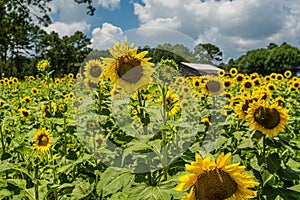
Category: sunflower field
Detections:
[{"x1": 0, "y1": 40, "x2": 300, "y2": 200}]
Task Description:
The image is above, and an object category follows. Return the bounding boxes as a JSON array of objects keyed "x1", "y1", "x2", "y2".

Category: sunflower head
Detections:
[
  {"x1": 19, "y1": 108, "x2": 30, "y2": 119},
  {"x1": 175, "y1": 152, "x2": 259, "y2": 200},
  {"x1": 229, "y1": 68, "x2": 238, "y2": 77},
  {"x1": 31, "y1": 88, "x2": 39, "y2": 95},
  {"x1": 101, "y1": 40, "x2": 154, "y2": 92},
  {"x1": 33, "y1": 128, "x2": 51, "y2": 152},
  {"x1": 201, "y1": 75, "x2": 224, "y2": 96},
  {"x1": 36, "y1": 59, "x2": 50, "y2": 72},
  {"x1": 246, "y1": 100, "x2": 289, "y2": 137},
  {"x1": 284, "y1": 70, "x2": 292, "y2": 78},
  {"x1": 83, "y1": 59, "x2": 105, "y2": 84}
]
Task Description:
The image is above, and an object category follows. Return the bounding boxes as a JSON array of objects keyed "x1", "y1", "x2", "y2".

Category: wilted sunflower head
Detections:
[
  {"x1": 175, "y1": 152, "x2": 259, "y2": 200},
  {"x1": 101, "y1": 40, "x2": 154, "y2": 92},
  {"x1": 33, "y1": 128, "x2": 51, "y2": 152}
]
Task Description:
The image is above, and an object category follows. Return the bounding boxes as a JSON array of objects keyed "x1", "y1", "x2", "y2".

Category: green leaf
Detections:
[
  {"x1": 288, "y1": 184, "x2": 300, "y2": 192},
  {"x1": 266, "y1": 153, "x2": 281, "y2": 174},
  {"x1": 96, "y1": 167, "x2": 135, "y2": 197},
  {"x1": 127, "y1": 184, "x2": 171, "y2": 200},
  {"x1": 70, "y1": 181, "x2": 94, "y2": 200},
  {"x1": 237, "y1": 138, "x2": 254, "y2": 149}
]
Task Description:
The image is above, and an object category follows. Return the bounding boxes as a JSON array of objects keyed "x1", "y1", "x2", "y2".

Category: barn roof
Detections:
[{"x1": 180, "y1": 62, "x2": 224, "y2": 75}]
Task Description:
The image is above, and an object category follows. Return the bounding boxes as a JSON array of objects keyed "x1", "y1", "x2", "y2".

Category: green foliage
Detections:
[{"x1": 236, "y1": 43, "x2": 300, "y2": 75}]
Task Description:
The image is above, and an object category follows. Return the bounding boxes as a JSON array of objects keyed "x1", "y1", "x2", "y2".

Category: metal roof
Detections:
[{"x1": 180, "y1": 62, "x2": 222, "y2": 71}]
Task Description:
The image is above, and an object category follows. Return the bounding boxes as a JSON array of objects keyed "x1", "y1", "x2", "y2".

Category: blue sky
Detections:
[{"x1": 44, "y1": 0, "x2": 300, "y2": 62}]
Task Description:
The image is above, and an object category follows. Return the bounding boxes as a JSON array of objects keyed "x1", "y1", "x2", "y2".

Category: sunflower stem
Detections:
[
  {"x1": 63, "y1": 114, "x2": 67, "y2": 165},
  {"x1": 34, "y1": 164, "x2": 39, "y2": 200},
  {"x1": 161, "y1": 85, "x2": 168, "y2": 181},
  {"x1": 262, "y1": 134, "x2": 266, "y2": 159}
]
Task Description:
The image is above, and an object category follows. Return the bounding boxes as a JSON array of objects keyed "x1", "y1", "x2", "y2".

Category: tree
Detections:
[
  {"x1": 194, "y1": 43, "x2": 223, "y2": 64},
  {"x1": 36, "y1": 31, "x2": 92, "y2": 76},
  {"x1": 236, "y1": 43, "x2": 300, "y2": 75},
  {"x1": 265, "y1": 43, "x2": 300, "y2": 74}
]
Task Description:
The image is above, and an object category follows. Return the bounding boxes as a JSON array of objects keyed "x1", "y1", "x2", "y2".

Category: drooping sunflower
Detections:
[
  {"x1": 83, "y1": 59, "x2": 105, "y2": 84},
  {"x1": 33, "y1": 128, "x2": 51, "y2": 152},
  {"x1": 246, "y1": 100, "x2": 289, "y2": 137},
  {"x1": 201, "y1": 75, "x2": 224, "y2": 96},
  {"x1": 101, "y1": 40, "x2": 154, "y2": 91},
  {"x1": 175, "y1": 152, "x2": 259, "y2": 200}
]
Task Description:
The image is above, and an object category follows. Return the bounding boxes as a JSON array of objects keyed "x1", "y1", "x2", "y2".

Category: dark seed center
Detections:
[
  {"x1": 254, "y1": 107, "x2": 280, "y2": 129},
  {"x1": 195, "y1": 169, "x2": 237, "y2": 200}
]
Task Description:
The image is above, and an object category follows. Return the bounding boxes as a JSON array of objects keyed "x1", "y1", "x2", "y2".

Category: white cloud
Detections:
[
  {"x1": 133, "y1": 0, "x2": 300, "y2": 59},
  {"x1": 90, "y1": 23, "x2": 124, "y2": 50},
  {"x1": 49, "y1": 0, "x2": 89, "y2": 23},
  {"x1": 44, "y1": 22, "x2": 91, "y2": 36},
  {"x1": 97, "y1": 0, "x2": 121, "y2": 10}
]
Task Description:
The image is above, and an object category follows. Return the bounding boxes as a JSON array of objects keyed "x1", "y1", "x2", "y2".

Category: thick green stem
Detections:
[
  {"x1": 63, "y1": 115, "x2": 67, "y2": 165},
  {"x1": 161, "y1": 85, "x2": 168, "y2": 181},
  {"x1": 34, "y1": 165, "x2": 39, "y2": 200}
]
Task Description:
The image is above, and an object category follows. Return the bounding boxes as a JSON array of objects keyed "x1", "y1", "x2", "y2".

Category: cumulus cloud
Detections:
[
  {"x1": 90, "y1": 23, "x2": 124, "y2": 50},
  {"x1": 97, "y1": 0, "x2": 121, "y2": 10},
  {"x1": 133, "y1": 0, "x2": 300, "y2": 59},
  {"x1": 44, "y1": 22, "x2": 91, "y2": 36}
]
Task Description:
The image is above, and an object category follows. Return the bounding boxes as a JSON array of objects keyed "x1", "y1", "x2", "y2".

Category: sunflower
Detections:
[
  {"x1": 284, "y1": 70, "x2": 292, "y2": 78},
  {"x1": 218, "y1": 69, "x2": 225, "y2": 77},
  {"x1": 266, "y1": 83, "x2": 277, "y2": 91},
  {"x1": 33, "y1": 128, "x2": 51, "y2": 152},
  {"x1": 84, "y1": 78, "x2": 98, "y2": 91},
  {"x1": 201, "y1": 75, "x2": 224, "y2": 96},
  {"x1": 229, "y1": 68, "x2": 238, "y2": 77},
  {"x1": 175, "y1": 152, "x2": 259, "y2": 200},
  {"x1": 101, "y1": 40, "x2": 154, "y2": 92},
  {"x1": 68, "y1": 73, "x2": 74, "y2": 79},
  {"x1": 241, "y1": 80, "x2": 254, "y2": 91},
  {"x1": 276, "y1": 74, "x2": 284, "y2": 81},
  {"x1": 31, "y1": 87, "x2": 38, "y2": 95},
  {"x1": 223, "y1": 79, "x2": 232, "y2": 89},
  {"x1": 36, "y1": 59, "x2": 50, "y2": 72},
  {"x1": 246, "y1": 100, "x2": 289, "y2": 137},
  {"x1": 21, "y1": 96, "x2": 31, "y2": 104},
  {"x1": 19, "y1": 108, "x2": 30, "y2": 119},
  {"x1": 83, "y1": 59, "x2": 105, "y2": 84},
  {"x1": 201, "y1": 118, "x2": 211, "y2": 126},
  {"x1": 234, "y1": 73, "x2": 244, "y2": 83}
]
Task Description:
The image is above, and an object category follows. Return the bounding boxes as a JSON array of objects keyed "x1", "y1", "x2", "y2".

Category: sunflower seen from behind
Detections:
[
  {"x1": 33, "y1": 128, "x2": 51, "y2": 152},
  {"x1": 101, "y1": 40, "x2": 154, "y2": 92},
  {"x1": 175, "y1": 152, "x2": 259, "y2": 200}
]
